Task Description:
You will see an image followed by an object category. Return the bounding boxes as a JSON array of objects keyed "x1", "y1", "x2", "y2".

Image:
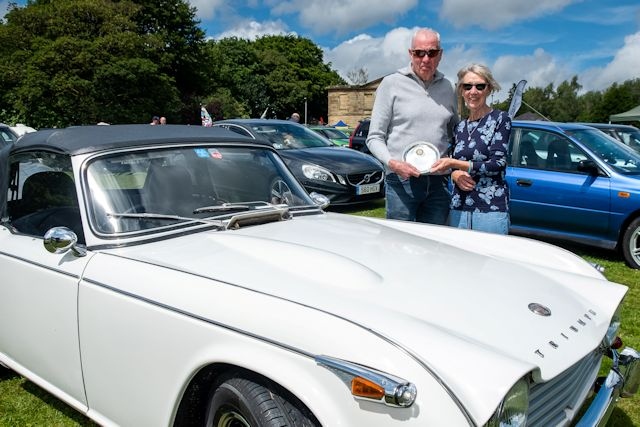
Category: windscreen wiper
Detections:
[
  {"x1": 193, "y1": 201, "x2": 285, "y2": 214},
  {"x1": 107, "y1": 212, "x2": 226, "y2": 229}
]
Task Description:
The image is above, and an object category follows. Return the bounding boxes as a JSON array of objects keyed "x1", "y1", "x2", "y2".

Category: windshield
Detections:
[
  {"x1": 85, "y1": 145, "x2": 315, "y2": 235},
  {"x1": 250, "y1": 122, "x2": 333, "y2": 150},
  {"x1": 321, "y1": 128, "x2": 349, "y2": 139},
  {"x1": 615, "y1": 128, "x2": 640, "y2": 151},
  {"x1": 566, "y1": 128, "x2": 640, "y2": 174}
]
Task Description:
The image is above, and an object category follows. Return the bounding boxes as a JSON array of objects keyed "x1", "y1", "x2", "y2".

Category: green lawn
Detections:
[{"x1": 1, "y1": 201, "x2": 638, "y2": 426}]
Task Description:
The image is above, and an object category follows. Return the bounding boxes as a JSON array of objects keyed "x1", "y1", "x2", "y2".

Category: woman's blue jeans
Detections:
[{"x1": 448, "y1": 210, "x2": 510, "y2": 235}]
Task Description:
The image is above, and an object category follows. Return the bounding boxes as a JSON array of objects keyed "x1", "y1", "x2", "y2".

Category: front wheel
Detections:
[
  {"x1": 621, "y1": 217, "x2": 640, "y2": 269},
  {"x1": 205, "y1": 373, "x2": 318, "y2": 427}
]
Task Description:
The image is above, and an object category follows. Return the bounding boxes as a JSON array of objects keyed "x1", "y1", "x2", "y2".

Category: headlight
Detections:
[
  {"x1": 302, "y1": 164, "x2": 336, "y2": 183},
  {"x1": 486, "y1": 377, "x2": 529, "y2": 427},
  {"x1": 604, "y1": 305, "x2": 622, "y2": 348}
]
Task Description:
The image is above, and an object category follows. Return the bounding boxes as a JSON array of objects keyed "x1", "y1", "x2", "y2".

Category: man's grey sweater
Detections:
[{"x1": 366, "y1": 66, "x2": 458, "y2": 172}]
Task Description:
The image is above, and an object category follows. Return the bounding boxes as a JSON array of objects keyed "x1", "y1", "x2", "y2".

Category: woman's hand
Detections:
[
  {"x1": 429, "y1": 158, "x2": 452, "y2": 173},
  {"x1": 452, "y1": 170, "x2": 475, "y2": 191}
]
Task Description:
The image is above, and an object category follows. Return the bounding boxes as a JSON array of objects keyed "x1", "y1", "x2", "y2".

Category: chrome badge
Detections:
[{"x1": 529, "y1": 303, "x2": 551, "y2": 317}]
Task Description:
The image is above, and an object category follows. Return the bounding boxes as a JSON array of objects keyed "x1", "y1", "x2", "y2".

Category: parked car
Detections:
[
  {"x1": 349, "y1": 118, "x2": 370, "y2": 153},
  {"x1": 308, "y1": 125, "x2": 350, "y2": 146},
  {"x1": 1, "y1": 124, "x2": 638, "y2": 427},
  {"x1": 9, "y1": 123, "x2": 37, "y2": 137},
  {"x1": 507, "y1": 120, "x2": 640, "y2": 268},
  {"x1": 579, "y1": 122, "x2": 640, "y2": 152},
  {"x1": 0, "y1": 123, "x2": 18, "y2": 147},
  {"x1": 213, "y1": 119, "x2": 384, "y2": 205}
]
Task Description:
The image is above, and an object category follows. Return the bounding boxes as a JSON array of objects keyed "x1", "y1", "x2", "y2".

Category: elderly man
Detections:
[{"x1": 366, "y1": 28, "x2": 458, "y2": 224}]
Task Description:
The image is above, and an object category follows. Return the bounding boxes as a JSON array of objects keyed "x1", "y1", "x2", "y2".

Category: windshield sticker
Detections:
[
  {"x1": 194, "y1": 148, "x2": 209, "y2": 158},
  {"x1": 208, "y1": 149, "x2": 223, "y2": 159}
]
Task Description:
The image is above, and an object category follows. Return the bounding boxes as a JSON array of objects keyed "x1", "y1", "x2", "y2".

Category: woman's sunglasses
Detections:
[
  {"x1": 462, "y1": 83, "x2": 488, "y2": 91},
  {"x1": 411, "y1": 49, "x2": 442, "y2": 58}
]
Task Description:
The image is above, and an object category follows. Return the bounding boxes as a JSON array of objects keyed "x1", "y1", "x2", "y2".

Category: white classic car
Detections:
[{"x1": 0, "y1": 125, "x2": 638, "y2": 427}]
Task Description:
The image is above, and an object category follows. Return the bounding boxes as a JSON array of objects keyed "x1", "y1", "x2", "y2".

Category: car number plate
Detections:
[{"x1": 356, "y1": 183, "x2": 380, "y2": 195}]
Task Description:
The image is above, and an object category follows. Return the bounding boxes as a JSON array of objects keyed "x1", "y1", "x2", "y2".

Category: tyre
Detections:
[
  {"x1": 205, "y1": 373, "x2": 318, "y2": 427},
  {"x1": 622, "y1": 217, "x2": 640, "y2": 269}
]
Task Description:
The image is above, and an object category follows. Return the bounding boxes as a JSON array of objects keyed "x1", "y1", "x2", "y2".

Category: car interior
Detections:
[{"x1": 9, "y1": 170, "x2": 85, "y2": 243}]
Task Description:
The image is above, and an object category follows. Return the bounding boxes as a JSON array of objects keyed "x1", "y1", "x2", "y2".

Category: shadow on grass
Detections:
[
  {"x1": 0, "y1": 367, "x2": 97, "y2": 426},
  {"x1": 21, "y1": 381, "x2": 98, "y2": 426}
]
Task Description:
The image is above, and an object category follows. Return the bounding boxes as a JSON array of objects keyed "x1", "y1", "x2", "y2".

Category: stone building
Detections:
[{"x1": 326, "y1": 77, "x2": 383, "y2": 128}]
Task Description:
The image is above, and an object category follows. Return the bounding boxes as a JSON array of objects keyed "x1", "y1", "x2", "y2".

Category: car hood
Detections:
[
  {"x1": 107, "y1": 213, "x2": 626, "y2": 421},
  {"x1": 278, "y1": 146, "x2": 381, "y2": 172}
]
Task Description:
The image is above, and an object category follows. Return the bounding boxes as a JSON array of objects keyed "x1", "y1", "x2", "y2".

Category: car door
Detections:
[
  {"x1": 0, "y1": 150, "x2": 90, "y2": 409},
  {"x1": 507, "y1": 128, "x2": 612, "y2": 242}
]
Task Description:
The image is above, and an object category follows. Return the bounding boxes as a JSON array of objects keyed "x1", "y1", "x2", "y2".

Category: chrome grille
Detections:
[
  {"x1": 347, "y1": 171, "x2": 384, "y2": 186},
  {"x1": 528, "y1": 349, "x2": 602, "y2": 426}
]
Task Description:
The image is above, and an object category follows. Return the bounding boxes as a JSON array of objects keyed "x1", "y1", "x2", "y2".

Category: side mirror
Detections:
[
  {"x1": 44, "y1": 227, "x2": 86, "y2": 257},
  {"x1": 577, "y1": 159, "x2": 600, "y2": 175},
  {"x1": 309, "y1": 192, "x2": 330, "y2": 209}
]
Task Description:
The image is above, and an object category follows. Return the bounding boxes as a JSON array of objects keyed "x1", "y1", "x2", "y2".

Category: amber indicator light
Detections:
[
  {"x1": 618, "y1": 192, "x2": 630, "y2": 198},
  {"x1": 351, "y1": 377, "x2": 385, "y2": 400}
]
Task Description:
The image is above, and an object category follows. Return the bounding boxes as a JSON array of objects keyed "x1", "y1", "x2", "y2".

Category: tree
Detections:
[
  {"x1": 130, "y1": 0, "x2": 209, "y2": 124},
  {"x1": 205, "y1": 35, "x2": 345, "y2": 120},
  {"x1": 0, "y1": 0, "x2": 207, "y2": 127},
  {"x1": 347, "y1": 67, "x2": 368, "y2": 85},
  {"x1": 550, "y1": 76, "x2": 581, "y2": 122}
]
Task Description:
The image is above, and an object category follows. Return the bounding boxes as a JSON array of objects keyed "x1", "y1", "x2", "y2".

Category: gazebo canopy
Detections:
[{"x1": 610, "y1": 105, "x2": 640, "y2": 122}]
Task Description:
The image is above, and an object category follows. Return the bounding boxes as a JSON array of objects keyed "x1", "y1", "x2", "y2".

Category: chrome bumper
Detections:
[{"x1": 575, "y1": 347, "x2": 640, "y2": 427}]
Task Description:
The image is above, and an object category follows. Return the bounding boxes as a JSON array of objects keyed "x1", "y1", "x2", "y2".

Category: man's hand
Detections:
[{"x1": 388, "y1": 159, "x2": 421, "y2": 180}]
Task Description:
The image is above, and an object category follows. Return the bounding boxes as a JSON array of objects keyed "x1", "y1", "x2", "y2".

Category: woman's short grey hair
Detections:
[{"x1": 456, "y1": 63, "x2": 501, "y2": 94}]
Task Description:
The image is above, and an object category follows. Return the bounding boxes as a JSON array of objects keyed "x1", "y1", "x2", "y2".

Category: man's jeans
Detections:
[{"x1": 385, "y1": 173, "x2": 450, "y2": 224}]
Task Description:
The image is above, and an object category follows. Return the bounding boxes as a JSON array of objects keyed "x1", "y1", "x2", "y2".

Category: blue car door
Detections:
[{"x1": 507, "y1": 128, "x2": 611, "y2": 242}]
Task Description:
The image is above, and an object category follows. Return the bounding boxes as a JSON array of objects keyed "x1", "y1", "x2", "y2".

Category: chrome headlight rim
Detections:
[
  {"x1": 486, "y1": 377, "x2": 529, "y2": 427},
  {"x1": 604, "y1": 305, "x2": 622, "y2": 348}
]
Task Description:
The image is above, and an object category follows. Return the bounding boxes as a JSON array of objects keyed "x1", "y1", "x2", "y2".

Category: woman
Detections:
[{"x1": 429, "y1": 63, "x2": 511, "y2": 234}]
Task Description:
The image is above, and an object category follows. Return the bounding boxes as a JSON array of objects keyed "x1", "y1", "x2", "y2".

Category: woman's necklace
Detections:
[{"x1": 467, "y1": 108, "x2": 492, "y2": 139}]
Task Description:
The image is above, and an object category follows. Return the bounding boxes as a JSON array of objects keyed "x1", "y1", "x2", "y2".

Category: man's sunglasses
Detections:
[
  {"x1": 411, "y1": 49, "x2": 442, "y2": 58},
  {"x1": 462, "y1": 83, "x2": 488, "y2": 91}
]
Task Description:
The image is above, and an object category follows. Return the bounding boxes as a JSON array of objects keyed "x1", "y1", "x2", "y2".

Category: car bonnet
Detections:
[{"x1": 101, "y1": 212, "x2": 627, "y2": 420}]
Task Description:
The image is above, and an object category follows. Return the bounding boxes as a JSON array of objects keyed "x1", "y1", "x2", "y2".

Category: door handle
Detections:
[{"x1": 516, "y1": 179, "x2": 532, "y2": 187}]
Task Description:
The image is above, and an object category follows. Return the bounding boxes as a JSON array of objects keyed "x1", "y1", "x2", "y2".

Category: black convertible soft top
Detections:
[
  {"x1": 0, "y1": 124, "x2": 266, "y2": 220},
  {"x1": 11, "y1": 124, "x2": 262, "y2": 156}
]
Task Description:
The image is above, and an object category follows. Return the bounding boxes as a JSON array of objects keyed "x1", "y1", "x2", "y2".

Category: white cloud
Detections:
[
  {"x1": 212, "y1": 20, "x2": 294, "y2": 41},
  {"x1": 267, "y1": 0, "x2": 418, "y2": 35},
  {"x1": 491, "y1": 48, "x2": 570, "y2": 101},
  {"x1": 440, "y1": 0, "x2": 578, "y2": 29},
  {"x1": 323, "y1": 28, "x2": 414, "y2": 84},
  {"x1": 188, "y1": 0, "x2": 228, "y2": 21},
  {"x1": 323, "y1": 27, "x2": 483, "y2": 85},
  {"x1": 580, "y1": 31, "x2": 640, "y2": 92},
  {"x1": 324, "y1": 25, "x2": 580, "y2": 104}
]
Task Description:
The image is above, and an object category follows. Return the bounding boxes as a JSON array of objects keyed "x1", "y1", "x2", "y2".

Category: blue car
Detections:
[{"x1": 507, "y1": 121, "x2": 640, "y2": 268}]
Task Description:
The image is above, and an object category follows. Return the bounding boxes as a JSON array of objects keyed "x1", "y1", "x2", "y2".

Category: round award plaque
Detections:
[{"x1": 403, "y1": 141, "x2": 440, "y2": 174}]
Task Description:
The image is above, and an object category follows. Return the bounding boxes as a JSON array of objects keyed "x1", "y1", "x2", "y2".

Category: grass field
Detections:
[{"x1": 1, "y1": 201, "x2": 639, "y2": 426}]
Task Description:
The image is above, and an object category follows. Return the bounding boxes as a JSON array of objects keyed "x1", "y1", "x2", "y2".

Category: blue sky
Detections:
[{"x1": 3, "y1": 0, "x2": 640, "y2": 101}]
